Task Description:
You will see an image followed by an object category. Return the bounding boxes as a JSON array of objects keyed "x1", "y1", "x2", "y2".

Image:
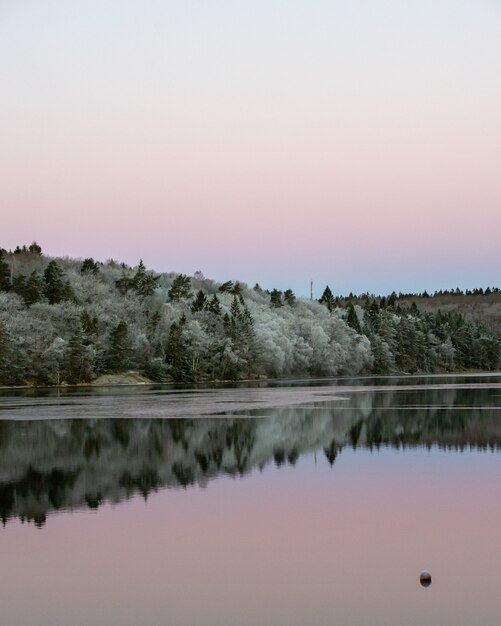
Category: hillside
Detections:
[
  {"x1": 397, "y1": 293, "x2": 501, "y2": 338},
  {"x1": 0, "y1": 243, "x2": 499, "y2": 386}
]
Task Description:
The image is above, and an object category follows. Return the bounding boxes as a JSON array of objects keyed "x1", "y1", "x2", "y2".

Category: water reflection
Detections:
[{"x1": 1, "y1": 383, "x2": 500, "y2": 526}]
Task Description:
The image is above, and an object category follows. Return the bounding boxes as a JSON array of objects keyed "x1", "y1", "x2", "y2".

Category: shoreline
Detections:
[{"x1": 1, "y1": 369, "x2": 500, "y2": 392}]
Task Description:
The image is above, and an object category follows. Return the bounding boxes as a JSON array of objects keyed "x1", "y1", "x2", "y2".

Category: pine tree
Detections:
[
  {"x1": 0, "y1": 250, "x2": 10, "y2": 292},
  {"x1": 283, "y1": 289, "x2": 296, "y2": 307},
  {"x1": 66, "y1": 325, "x2": 89, "y2": 383},
  {"x1": 207, "y1": 294, "x2": 222, "y2": 315},
  {"x1": 168, "y1": 274, "x2": 192, "y2": 301},
  {"x1": 270, "y1": 288, "x2": 283, "y2": 308},
  {"x1": 44, "y1": 261, "x2": 66, "y2": 304},
  {"x1": 28, "y1": 241, "x2": 42, "y2": 255},
  {"x1": 346, "y1": 303, "x2": 362, "y2": 333},
  {"x1": 23, "y1": 271, "x2": 44, "y2": 305},
  {"x1": 218, "y1": 281, "x2": 234, "y2": 293},
  {"x1": 80, "y1": 311, "x2": 99, "y2": 337},
  {"x1": 191, "y1": 290, "x2": 207, "y2": 313},
  {"x1": 165, "y1": 316, "x2": 191, "y2": 381},
  {"x1": 132, "y1": 260, "x2": 159, "y2": 298},
  {"x1": 107, "y1": 321, "x2": 132, "y2": 371},
  {"x1": 115, "y1": 271, "x2": 134, "y2": 295},
  {"x1": 319, "y1": 286, "x2": 335, "y2": 312},
  {"x1": 0, "y1": 322, "x2": 10, "y2": 384},
  {"x1": 81, "y1": 258, "x2": 100, "y2": 274}
]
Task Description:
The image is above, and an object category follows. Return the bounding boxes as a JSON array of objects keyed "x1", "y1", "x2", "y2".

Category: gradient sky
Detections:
[{"x1": 1, "y1": 0, "x2": 500, "y2": 296}]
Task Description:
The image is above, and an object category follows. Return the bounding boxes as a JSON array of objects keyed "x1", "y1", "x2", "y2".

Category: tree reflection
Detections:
[{"x1": 1, "y1": 384, "x2": 501, "y2": 526}]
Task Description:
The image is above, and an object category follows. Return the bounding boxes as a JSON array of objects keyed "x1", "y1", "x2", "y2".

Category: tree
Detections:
[
  {"x1": 218, "y1": 281, "x2": 234, "y2": 293},
  {"x1": 319, "y1": 286, "x2": 335, "y2": 312},
  {"x1": 270, "y1": 289, "x2": 283, "y2": 308},
  {"x1": 0, "y1": 322, "x2": 10, "y2": 384},
  {"x1": 0, "y1": 251, "x2": 10, "y2": 291},
  {"x1": 80, "y1": 311, "x2": 99, "y2": 337},
  {"x1": 44, "y1": 261, "x2": 66, "y2": 304},
  {"x1": 107, "y1": 321, "x2": 132, "y2": 371},
  {"x1": 66, "y1": 325, "x2": 95, "y2": 383},
  {"x1": 28, "y1": 241, "x2": 42, "y2": 255},
  {"x1": 191, "y1": 290, "x2": 207, "y2": 313},
  {"x1": 165, "y1": 315, "x2": 191, "y2": 381},
  {"x1": 207, "y1": 294, "x2": 222, "y2": 315},
  {"x1": 115, "y1": 271, "x2": 134, "y2": 295},
  {"x1": 346, "y1": 303, "x2": 362, "y2": 333},
  {"x1": 168, "y1": 274, "x2": 192, "y2": 301},
  {"x1": 283, "y1": 289, "x2": 296, "y2": 307},
  {"x1": 132, "y1": 260, "x2": 159, "y2": 298},
  {"x1": 81, "y1": 258, "x2": 100, "y2": 275},
  {"x1": 23, "y1": 271, "x2": 44, "y2": 305}
]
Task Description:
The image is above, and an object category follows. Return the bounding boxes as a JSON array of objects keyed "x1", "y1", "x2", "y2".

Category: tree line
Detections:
[{"x1": 0, "y1": 243, "x2": 499, "y2": 386}]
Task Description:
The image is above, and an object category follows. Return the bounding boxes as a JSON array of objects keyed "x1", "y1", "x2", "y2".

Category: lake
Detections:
[{"x1": 1, "y1": 374, "x2": 501, "y2": 625}]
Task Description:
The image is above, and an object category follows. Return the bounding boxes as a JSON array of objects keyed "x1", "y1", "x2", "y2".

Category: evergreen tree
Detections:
[
  {"x1": 28, "y1": 241, "x2": 42, "y2": 255},
  {"x1": 44, "y1": 261, "x2": 66, "y2": 304},
  {"x1": 107, "y1": 321, "x2": 132, "y2": 371},
  {"x1": 283, "y1": 289, "x2": 296, "y2": 307},
  {"x1": 61, "y1": 280, "x2": 76, "y2": 303},
  {"x1": 80, "y1": 311, "x2": 99, "y2": 337},
  {"x1": 319, "y1": 286, "x2": 335, "y2": 312},
  {"x1": 270, "y1": 289, "x2": 283, "y2": 308},
  {"x1": 346, "y1": 303, "x2": 362, "y2": 333},
  {"x1": 115, "y1": 271, "x2": 134, "y2": 295},
  {"x1": 66, "y1": 325, "x2": 94, "y2": 383},
  {"x1": 165, "y1": 316, "x2": 191, "y2": 381},
  {"x1": 207, "y1": 294, "x2": 222, "y2": 315},
  {"x1": 81, "y1": 258, "x2": 100, "y2": 274},
  {"x1": 11, "y1": 275, "x2": 27, "y2": 301},
  {"x1": 132, "y1": 260, "x2": 159, "y2": 298},
  {"x1": 168, "y1": 274, "x2": 192, "y2": 301},
  {"x1": 23, "y1": 271, "x2": 45, "y2": 305},
  {"x1": 191, "y1": 290, "x2": 207, "y2": 313},
  {"x1": 0, "y1": 322, "x2": 10, "y2": 384},
  {"x1": 218, "y1": 281, "x2": 234, "y2": 293},
  {"x1": 0, "y1": 251, "x2": 10, "y2": 291},
  {"x1": 387, "y1": 292, "x2": 397, "y2": 308}
]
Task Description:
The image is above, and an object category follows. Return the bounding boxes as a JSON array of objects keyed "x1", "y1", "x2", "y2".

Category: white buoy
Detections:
[{"x1": 420, "y1": 570, "x2": 432, "y2": 587}]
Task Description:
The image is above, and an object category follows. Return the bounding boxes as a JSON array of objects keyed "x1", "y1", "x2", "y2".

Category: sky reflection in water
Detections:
[{"x1": 1, "y1": 376, "x2": 501, "y2": 626}]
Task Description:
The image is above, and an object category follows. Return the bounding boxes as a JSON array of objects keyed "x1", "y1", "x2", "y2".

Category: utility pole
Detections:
[{"x1": 310, "y1": 281, "x2": 313, "y2": 301}]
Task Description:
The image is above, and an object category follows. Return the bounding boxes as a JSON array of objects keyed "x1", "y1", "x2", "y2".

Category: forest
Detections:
[{"x1": 0, "y1": 243, "x2": 499, "y2": 386}]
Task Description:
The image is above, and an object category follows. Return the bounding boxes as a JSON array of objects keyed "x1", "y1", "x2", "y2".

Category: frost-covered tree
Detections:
[{"x1": 0, "y1": 248, "x2": 498, "y2": 385}]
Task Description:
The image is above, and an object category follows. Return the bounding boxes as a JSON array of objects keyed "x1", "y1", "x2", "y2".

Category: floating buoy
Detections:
[{"x1": 420, "y1": 570, "x2": 432, "y2": 587}]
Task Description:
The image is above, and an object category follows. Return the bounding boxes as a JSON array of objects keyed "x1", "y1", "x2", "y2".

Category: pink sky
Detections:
[{"x1": 1, "y1": 0, "x2": 500, "y2": 295}]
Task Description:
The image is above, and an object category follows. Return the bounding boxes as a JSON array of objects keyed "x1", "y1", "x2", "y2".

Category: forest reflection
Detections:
[{"x1": 1, "y1": 385, "x2": 500, "y2": 527}]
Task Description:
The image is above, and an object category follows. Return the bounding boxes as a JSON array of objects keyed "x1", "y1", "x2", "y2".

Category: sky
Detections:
[{"x1": 1, "y1": 0, "x2": 500, "y2": 297}]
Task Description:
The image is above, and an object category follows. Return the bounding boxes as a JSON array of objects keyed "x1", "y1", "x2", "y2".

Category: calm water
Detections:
[{"x1": 1, "y1": 374, "x2": 501, "y2": 625}]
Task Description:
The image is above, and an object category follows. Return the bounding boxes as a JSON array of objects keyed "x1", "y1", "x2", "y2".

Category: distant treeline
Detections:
[
  {"x1": 0, "y1": 242, "x2": 499, "y2": 386},
  {"x1": 340, "y1": 287, "x2": 501, "y2": 301}
]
